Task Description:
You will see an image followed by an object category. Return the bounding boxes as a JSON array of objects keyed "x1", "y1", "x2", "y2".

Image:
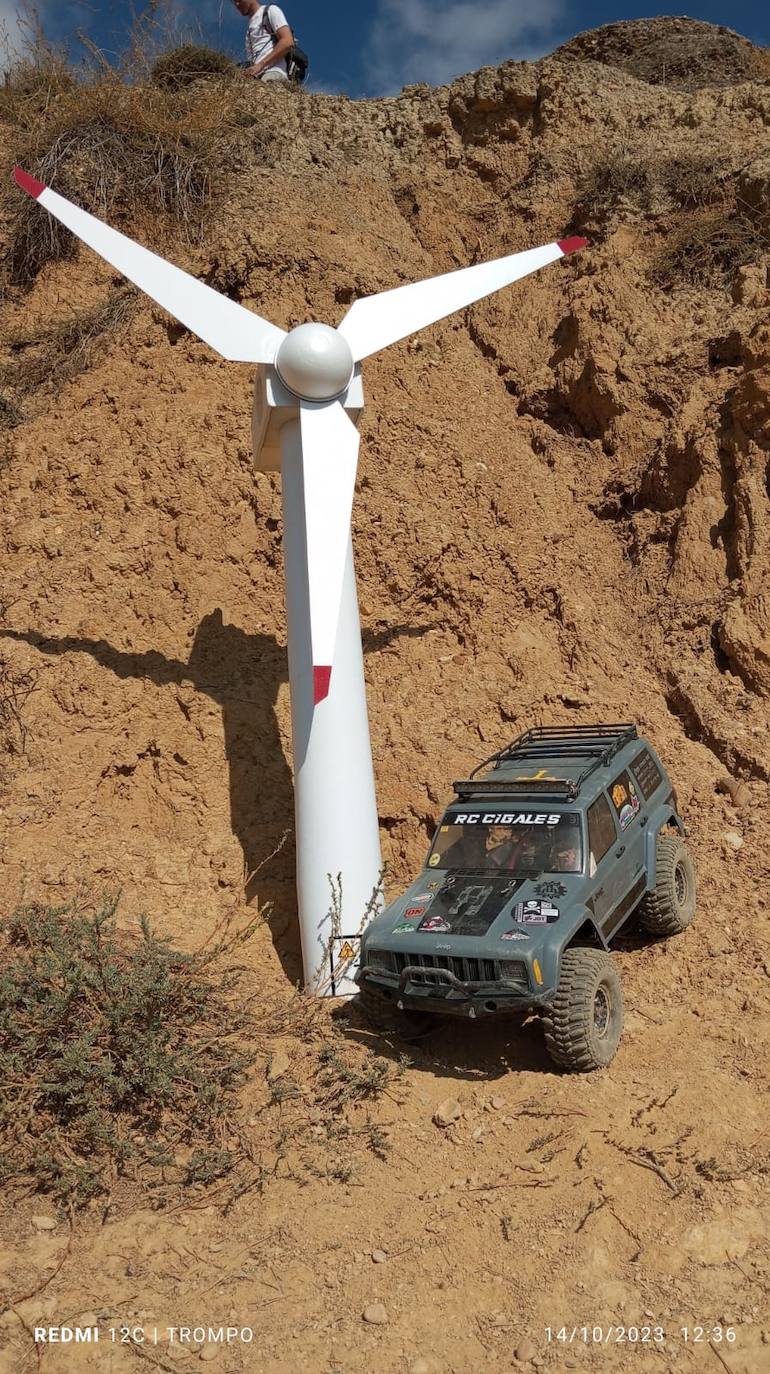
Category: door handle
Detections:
[{"x1": 616, "y1": 846, "x2": 626, "y2": 858}]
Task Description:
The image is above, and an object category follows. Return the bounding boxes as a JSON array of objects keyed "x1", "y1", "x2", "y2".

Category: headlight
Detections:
[
  {"x1": 499, "y1": 959, "x2": 528, "y2": 984},
  {"x1": 366, "y1": 948, "x2": 393, "y2": 971}
]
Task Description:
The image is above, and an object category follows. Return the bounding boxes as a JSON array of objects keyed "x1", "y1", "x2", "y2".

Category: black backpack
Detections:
[{"x1": 262, "y1": 4, "x2": 309, "y2": 85}]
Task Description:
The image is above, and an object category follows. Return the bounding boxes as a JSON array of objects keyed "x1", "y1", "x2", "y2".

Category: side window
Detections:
[
  {"x1": 631, "y1": 748, "x2": 663, "y2": 801},
  {"x1": 609, "y1": 769, "x2": 641, "y2": 832},
  {"x1": 588, "y1": 794, "x2": 617, "y2": 869}
]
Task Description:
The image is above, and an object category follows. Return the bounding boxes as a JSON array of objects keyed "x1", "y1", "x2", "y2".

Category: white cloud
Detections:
[{"x1": 366, "y1": 0, "x2": 567, "y2": 94}]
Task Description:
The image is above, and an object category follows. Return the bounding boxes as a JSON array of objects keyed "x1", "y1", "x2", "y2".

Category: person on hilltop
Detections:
[{"x1": 232, "y1": 0, "x2": 294, "y2": 82}]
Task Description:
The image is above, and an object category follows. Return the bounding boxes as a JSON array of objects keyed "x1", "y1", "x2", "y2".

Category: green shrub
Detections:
[{"x1": 0, "y1": 896, "x2": 257, "y2": 1206}]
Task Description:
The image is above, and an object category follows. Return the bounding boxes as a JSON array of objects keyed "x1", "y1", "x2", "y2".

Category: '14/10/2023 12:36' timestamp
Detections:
[{"x1": 545, "y1": 1326, "x2": 738, "y2": 1347}]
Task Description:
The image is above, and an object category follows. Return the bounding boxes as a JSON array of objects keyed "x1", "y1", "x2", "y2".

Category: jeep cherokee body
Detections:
[{"x1": 357, "y1": 724, "x2": 695, "y2": 1070}]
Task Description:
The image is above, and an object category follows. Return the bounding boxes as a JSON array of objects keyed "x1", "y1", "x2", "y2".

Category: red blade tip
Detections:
[
  {"x1": 14, "y1": 167, "x2": 45, "y2": 199},
  {"x1": 313, "y1": 666, "x2": 332, "y2": 705},
  {"x1": 557, "y1": 236, "x2": 588, "y2": 256}
]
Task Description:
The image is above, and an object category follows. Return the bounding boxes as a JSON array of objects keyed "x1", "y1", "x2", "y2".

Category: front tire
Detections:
[
  {"x1": 638, "y1": 833, "x2": 696, "y2": 936},
  {"x1": 355, "y1": 986, "x2": 432, "y2": 1039},
  {"x1": 542, "y1": 948, "x2": 624, "y2": 1072}
]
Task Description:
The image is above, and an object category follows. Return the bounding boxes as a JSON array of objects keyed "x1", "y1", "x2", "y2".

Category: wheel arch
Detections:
[{"x1": 645, "y1": 805, "x2": 686, "y2": 887}]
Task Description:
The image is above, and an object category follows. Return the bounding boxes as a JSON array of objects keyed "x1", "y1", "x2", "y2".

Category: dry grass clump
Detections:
[
  {"x1": 651, "y1": 210, "x2": 770, "y2": 289},
  {"x1": 576, "y1": 149, "x2": 734, "y2": 230},
  {"x1": 0, "y1": 394, "x2": 24, "y2": 429},
  {"x1": 151, "y1": 43, "x2": 236, "y2": 89},
  {"x1": 1, "y1": 289, "x2": 135, "y2": 403},
  {"x1": 0, "y1": 647, "x2": 35, "y2": 780},
  {"x1": 4, "y1": 76, "x2": 246, "y2": 287},
  {"x1": 0, "y1": 57, "x2": 75, "y2": 123}
]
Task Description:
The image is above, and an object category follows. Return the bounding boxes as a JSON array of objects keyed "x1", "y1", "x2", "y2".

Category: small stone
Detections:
[
  {"x1": 267, "y1": 1049, "x2": 291, "y2": 1081},
  {"x1": 723, "y1": 831, "x2": 744, "y2": 851},
  {"x1": 716, "y1": 776, "x2": 750, "y2": 808},
  {"x1": 410, "y1": 1361, "x2": 434, "y2": 1374},
  {"x1": 434, "y1": 1097, "x2": 461, "y2": 1127},
  {"x1": 490, "y1": 1095, "x2": 504, "y2": 1110},
  {"x1": 371, "y1": 1249, "x2": 387, "y2": 1264},
  {"x1": 363, "y1": 1302, "x2": 389, "y2": 1325},
  {"x1": 472, "y1": 1126, "x2": 485, "y2": 1141},
  {"x1": 514, "y1": 1338, "x2": 538, "y2": 1363},
  {"x1": 199, "y1": 1349, "x2": 219, "y2": 1364},
  {"x1": 31, "y1": 1216, "x2": 57, "y2": 1232}
]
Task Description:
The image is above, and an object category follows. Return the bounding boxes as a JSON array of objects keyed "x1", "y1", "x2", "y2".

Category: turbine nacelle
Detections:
[{"x1": 275, "y1": 323, "x2": 354, "y2": 402}]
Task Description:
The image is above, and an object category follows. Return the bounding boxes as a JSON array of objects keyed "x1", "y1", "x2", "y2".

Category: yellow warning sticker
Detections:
[{"x1": 338, "y1": 941, "x2": 357, "y2": 962}]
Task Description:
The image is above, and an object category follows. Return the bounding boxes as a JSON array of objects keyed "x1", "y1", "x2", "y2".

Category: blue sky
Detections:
[{"x1": 1, "y1": 2, "x2": 768, "y2": 98}]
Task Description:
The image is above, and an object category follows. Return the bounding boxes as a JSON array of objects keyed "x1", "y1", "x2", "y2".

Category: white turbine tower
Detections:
[{"x1": 13, "y1": 166, "x2": 586, "y2": 997}]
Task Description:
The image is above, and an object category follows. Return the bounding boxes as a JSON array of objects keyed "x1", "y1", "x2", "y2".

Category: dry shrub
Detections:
[
  {"x1": 4, "y1": 77, "x2": 246, "y2": 287},
  {"x1": 0, "y1": 894, "x2": 260, "y2": 1206},
  {"x1": 651, "y1": 210, "x2": 770, "y2": 289},
  {"x1": 0, "y1": 648, "x2": 36, "y2": 782},
  {"x1": 0, "y1": 57, "x2": 76, "y2": 122},
  {"x1": 151, "y1": 43, "x2": 236, "y2": 89},
  {"x1": 1, "y1": 290, "x2": 135, "y2": 402},
  {"x1": 0, "y1": 394, "x2": 24, "y2": 429},
  {"x1": 576, "y1": 149, "x2": 735, "y2": 231}
]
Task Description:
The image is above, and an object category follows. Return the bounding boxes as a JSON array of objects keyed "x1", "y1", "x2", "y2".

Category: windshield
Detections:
[{"x1": 428, "y1": 811, "x2": 583, "y2": 874}]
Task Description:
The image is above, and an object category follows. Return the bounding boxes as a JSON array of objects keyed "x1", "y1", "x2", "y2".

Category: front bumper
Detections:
[{"x1": 357, "y1": 963, "x2": 552, "y2": 1017}]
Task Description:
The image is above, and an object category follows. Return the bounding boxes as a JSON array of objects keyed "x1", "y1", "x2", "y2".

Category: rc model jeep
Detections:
[{"x1": 357, "y1": 724, "x2": 696, "y2": 1071}]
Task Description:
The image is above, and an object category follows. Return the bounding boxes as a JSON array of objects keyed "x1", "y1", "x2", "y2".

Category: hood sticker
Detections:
[
  {"x1": 514, "y1": 899, "x2": 560, "y2": 925},
  {"x1": 403, "y1": 905, "x2": 426, "y2": 919},
  {"x1": 419, "y1": 916, "x2": 451, "y2": 933},
  {"x1": 501, "y1": 929, "x2": 529, "y2": 941},
  {"x1": 534, "y1": 881, "x2": 567, "y2": 900},
  {"x1": 392, "y1": 922, "x2": 417, "y2": 934}
]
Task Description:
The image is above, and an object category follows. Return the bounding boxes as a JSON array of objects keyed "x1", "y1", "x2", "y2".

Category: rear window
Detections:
[
  {"x1": 587, "y1": 794, "x2": 616, "y2": 867},
  {"x1": 631, "y1": 748, "x2": 663, "y2": 801}
]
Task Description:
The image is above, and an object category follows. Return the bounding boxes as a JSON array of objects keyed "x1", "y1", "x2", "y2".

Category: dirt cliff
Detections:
[{"x1": 0, "y1": 18, "x2": 769, "y2": 1374}]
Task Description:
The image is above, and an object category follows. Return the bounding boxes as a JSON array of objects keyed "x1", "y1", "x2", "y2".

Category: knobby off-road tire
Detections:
[
  {"x1": 542, "y1": 948, "x2": 624, "y2": 1072},
  {"x1": 638, "y1": 833, "x2": 696, "y2": 936}
]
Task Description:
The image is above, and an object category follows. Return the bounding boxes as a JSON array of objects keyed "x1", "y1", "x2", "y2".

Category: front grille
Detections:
[{"x1": 369, "y1": 950, "x2": 527, "y2": 986}]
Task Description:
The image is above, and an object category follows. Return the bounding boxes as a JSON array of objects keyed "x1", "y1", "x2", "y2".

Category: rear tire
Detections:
[
  {"x1": 638, "y1": 833, "x2": 696, "y2": 936},
  {"x1": 542, "y1": 948, "x2": 623, "y2": 1072}
]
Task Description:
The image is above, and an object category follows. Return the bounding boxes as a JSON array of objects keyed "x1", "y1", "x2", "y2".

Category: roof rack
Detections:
[{"x1": 460, "y1": 723, "x2": 638, "y2": 802}]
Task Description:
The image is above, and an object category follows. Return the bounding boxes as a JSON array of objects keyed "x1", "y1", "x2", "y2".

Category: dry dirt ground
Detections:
[{"x1": 0, "y1": 18, "x2": 769, "y2": 1374}]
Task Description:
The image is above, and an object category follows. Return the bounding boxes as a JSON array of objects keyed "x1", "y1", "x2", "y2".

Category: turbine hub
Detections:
[{"x1": 275, "y1": 323, "x2": 354, "y2": 401}]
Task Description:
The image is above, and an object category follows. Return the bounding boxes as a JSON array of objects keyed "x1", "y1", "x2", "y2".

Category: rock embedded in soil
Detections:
[
  {"x1": 267, "y1": 1049, "x2": 291, "y2": 1081},
  {"x1": 722, "y1": 831, "x2": 744, "y2": 851},
  {"x1": 31, "y1": 1216, "x2": 57, "y2": 1231},
  {"x1": 371, "y1": 1249, "x2": 388, "y2": 1263},
  {"x1": 433, "y1": 1097, "x2": 462, "y2": 1127},
  {"x1": 362, "y1": 1302, "x2": 389, "y2": 1325},
  {"x1": 514, "y1": 1338, "x2": 538, "y2": 1363}
]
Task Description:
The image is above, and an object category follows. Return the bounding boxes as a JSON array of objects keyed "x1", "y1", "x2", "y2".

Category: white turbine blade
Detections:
[
  {"x1": 337, "y1": 236, "x2": 587, "y2": 362},
  {"x1": 13, "y1": 167, "x2": 285, "y2": 364},
  {"x1": 299, "y1": 400, "x2": 360, "y2": 705}
]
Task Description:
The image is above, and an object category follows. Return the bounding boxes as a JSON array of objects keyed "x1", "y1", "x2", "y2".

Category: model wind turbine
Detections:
[{"x1": 13, "y1": 166, "x2": 586, "y2": 997}]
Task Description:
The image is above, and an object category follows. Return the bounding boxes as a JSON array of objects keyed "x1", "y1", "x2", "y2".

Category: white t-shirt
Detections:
[{"x1": 246, "y1": 4, "x2": 290, "y2": 75}]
